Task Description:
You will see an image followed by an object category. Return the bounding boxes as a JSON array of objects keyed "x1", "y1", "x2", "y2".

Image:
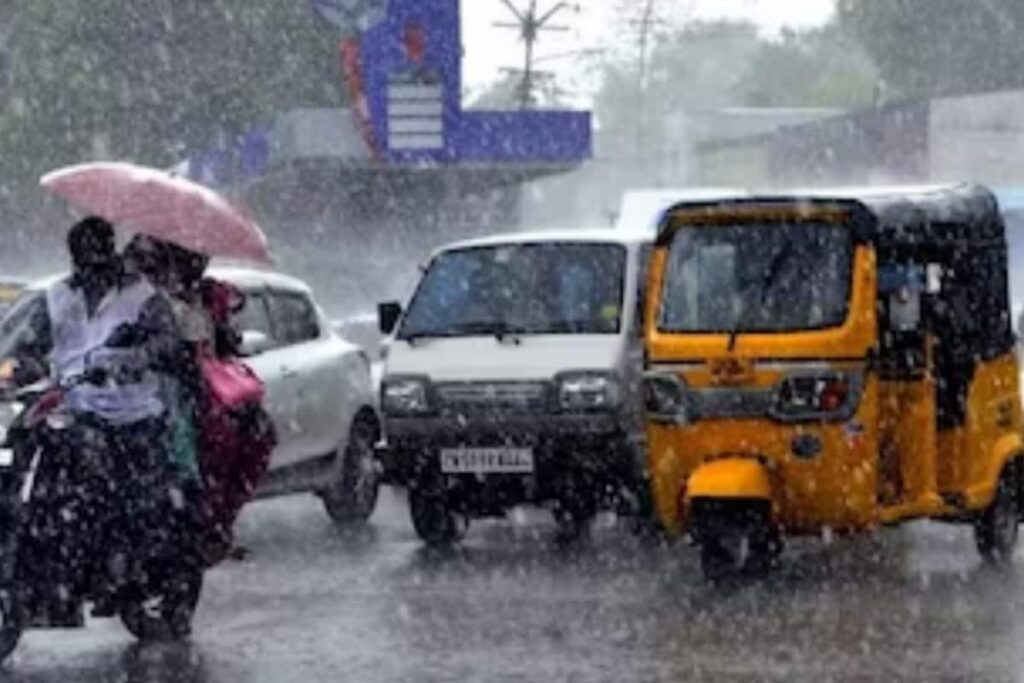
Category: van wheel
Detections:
[
  {"x1": 322, "y1": 414, "x2": 381, "y2": 526},
  {"x1": 695, "y1": 501, "x2": 774, "y2": 583},
  {"x1": 976, "y1": 461, "x2": 1021, "y2": 566},
  {"x1": 552, "y1": 471, "x2": 598, "y2": 542},
  {"x1": 409, "y1": 479, "x2": 467, "y2": 546},
  {"x1": 552, "y1": 504, "x2": 595, "y2": 543}
]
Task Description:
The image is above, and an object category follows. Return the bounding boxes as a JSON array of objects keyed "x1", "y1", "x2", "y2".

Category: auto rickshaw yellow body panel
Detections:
[{"x1": 644, "y1": 186, "x2": 1024, "y2": 550}]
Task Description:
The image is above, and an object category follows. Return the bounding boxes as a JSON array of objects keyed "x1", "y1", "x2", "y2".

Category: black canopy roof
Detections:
[{"x1": 656, "y1": 183, "x2": 1005, "y2": 248}]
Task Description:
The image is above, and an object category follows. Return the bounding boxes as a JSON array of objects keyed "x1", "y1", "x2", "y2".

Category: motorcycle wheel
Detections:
[
  {"x1": 120, "y1": 568, "x2": 203, "y2": 642},
  {"x1": 0, "y1": 587, "x2": 22, "y2": 663}
]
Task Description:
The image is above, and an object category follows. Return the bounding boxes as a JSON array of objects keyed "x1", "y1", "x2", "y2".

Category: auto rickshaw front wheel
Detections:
[
  {"x1": 975, "y1": 459, "x2": 1022, "y2": 566},
  {"x1": 692, "y1": 499, "x2": 777, "y2": 583}
]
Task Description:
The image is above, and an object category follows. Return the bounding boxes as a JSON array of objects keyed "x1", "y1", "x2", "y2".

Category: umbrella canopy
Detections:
[{"x1": 41, "y1": 162, "x2": 271, "y2": 263}]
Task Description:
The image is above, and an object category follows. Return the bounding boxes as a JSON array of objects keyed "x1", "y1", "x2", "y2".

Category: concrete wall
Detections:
[
  {"x1": 691, "y1": 89, "x2": 1024, "y2": 189},
  {"x1": 930, "y1": 91, "x2": 1024, "y2": 185}
]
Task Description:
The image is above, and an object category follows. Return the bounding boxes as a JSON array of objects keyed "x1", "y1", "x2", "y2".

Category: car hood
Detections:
[{"x1": 384, "y1": 335, "x2": 625, "y2": 382}]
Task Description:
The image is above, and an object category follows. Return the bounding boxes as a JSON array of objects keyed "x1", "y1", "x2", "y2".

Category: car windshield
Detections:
[
  {"x1": 399, "y1": 243, "x2": 626, "y2": 339},
  {"x1": 659, "y1": 223, "x2": 853, "y2": 333}
]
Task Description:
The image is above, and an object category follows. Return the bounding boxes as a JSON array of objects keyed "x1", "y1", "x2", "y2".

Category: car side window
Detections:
[
  {"x1": 232, "y1": 290, "x2": 274, "y2": 340},
  {"x1": 268, "y1": 291, "x2": 321, "y2": 346}
]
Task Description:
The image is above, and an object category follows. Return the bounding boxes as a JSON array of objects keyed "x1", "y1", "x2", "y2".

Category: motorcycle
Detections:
[{"x1": 0, "y1": 363, "x2": 204, "y2": 663}]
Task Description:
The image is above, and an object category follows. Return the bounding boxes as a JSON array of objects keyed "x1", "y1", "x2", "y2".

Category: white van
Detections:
[{"x1": 377, "y1": 229, "x2": 652, "y2": 544}]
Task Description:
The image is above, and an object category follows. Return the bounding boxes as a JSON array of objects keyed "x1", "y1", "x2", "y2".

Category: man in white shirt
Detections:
[{"x1": 19, "y1": 217, "x2": 197, "y2": 628}]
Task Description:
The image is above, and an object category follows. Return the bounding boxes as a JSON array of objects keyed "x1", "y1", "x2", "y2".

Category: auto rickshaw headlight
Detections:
[
  {"x1": 556, "y1": 372, "x2": 622, "y2": 412},
  {"x1": 644, "y1": 371, "x2": 689, "y2": 424}
]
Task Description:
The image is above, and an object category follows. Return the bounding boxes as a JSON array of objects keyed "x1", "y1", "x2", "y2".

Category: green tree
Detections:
[
  {"x1": 837, "y1": 0, "x2": 1024, "y2": 98},
  {"x1": 736, "y1": 24, "x2": 879, "y2": 108},
  {"x1": 0, "y1": 0, "x2": 345, "y2": 190}
]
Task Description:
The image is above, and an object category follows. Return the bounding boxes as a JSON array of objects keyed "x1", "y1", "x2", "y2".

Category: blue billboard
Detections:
[{"x1": 189, "y1": 0, "x2": 591, "y2": 184}]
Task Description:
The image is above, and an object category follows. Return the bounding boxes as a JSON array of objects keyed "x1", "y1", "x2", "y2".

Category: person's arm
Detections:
[{"x1": 134, "y1": 293, "x2": 189, "y2": 373}]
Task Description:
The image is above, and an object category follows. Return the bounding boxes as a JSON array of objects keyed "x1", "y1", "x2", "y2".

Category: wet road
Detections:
[{"x1": 3, "y1": 488, "x2": 1024, "y2": 682}]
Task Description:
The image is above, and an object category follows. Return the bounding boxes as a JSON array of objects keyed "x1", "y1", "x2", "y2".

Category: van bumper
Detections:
[{"x1": 379, "y1": 412, "x2": 642, "y2": 511}]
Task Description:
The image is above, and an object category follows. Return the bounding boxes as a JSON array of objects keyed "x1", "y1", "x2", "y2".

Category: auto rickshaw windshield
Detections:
[{"x1": 659, "y1": 222, "x2": 853, "y2": 333}]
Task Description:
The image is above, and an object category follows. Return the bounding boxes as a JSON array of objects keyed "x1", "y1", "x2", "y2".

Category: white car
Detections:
[{"x1": 0, "y1": 267, "x2": 382, "y2": 526}]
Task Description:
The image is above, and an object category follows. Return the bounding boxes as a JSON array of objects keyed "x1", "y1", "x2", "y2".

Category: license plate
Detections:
[
  {"x1": 0, "y1": 449, "x2": 12, "y2": 467},
  {"x1": 440, "y1": 447, "x2": 534, "y2": 474}
]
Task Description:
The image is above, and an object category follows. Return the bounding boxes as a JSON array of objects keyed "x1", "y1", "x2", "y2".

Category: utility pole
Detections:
[
  {"x1": 494, "y1": 0, "x2": 575, "y2": 108},
  {"x1": 630, "y1": 0, "x2": 659, "y2": 159}
]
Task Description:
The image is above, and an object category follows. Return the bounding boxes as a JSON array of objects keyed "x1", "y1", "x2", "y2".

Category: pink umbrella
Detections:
[{"x1": 40, "y1": 161, "x2": 271, "y2": 263}]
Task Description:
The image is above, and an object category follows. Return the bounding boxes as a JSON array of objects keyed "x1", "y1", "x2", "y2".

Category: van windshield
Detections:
[
  {"x1": 659, "y1": 223, "x2": 853, "y2": 333},
  {"x1": 399, "y1": 243, "x2": 626, "y2": 339}
]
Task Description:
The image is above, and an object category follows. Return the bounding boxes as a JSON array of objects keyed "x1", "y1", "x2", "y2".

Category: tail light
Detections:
[{"x1": 772, "y1": 372, "x2": 860, "y2": 421}]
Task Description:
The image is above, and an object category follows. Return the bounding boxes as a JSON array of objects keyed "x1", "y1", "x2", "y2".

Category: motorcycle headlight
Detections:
[
  {"x1": 556, "y1": 372, "x2": 622, "y2": 412},
  {"x1": 381, "y1": 376, "x2": 431, "y2": 416}
]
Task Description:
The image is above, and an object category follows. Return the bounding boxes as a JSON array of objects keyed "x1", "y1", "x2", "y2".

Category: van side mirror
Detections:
[
  {"x1": 238, "y1": 330, "x2": 272, "y2": 357},
  {"x1": 378, "y1": 302, "x2": 402, "y2": 335}
]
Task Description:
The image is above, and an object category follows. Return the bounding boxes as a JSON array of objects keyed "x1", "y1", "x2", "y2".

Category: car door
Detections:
[
  {"x1": 264, "y1": 289, "x2": 341, "y2": 465},
  {"x1": 231, "y1": 287, "x2": 302, "y2": 468}
]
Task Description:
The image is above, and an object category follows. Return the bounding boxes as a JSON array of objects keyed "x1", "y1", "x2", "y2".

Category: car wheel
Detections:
[
  {"x1": 321, "y1": 414, "x2": 381, "y2": 526},
  {"x1": 120, "y1": 568, "x2": 203, "y2": 642},
  {"x1": 408, "y1": 478, "x2": 467, "y2": 546},
  {"x1": 976, "y1": 460, "x2": 1021, "y2": 566}
]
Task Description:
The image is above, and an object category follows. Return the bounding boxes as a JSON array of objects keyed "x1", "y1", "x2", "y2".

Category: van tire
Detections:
[
  {"x1": 976, "y1": 460, "x2": 1021, "y2": 566},
  {"x1": 409, "y1": 479, "x2": 467, "y2": 546}
]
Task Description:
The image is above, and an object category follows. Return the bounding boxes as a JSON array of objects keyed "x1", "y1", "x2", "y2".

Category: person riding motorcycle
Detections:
[{"x1": 13, "y1": 217, "x2": 198, "y2": 626}]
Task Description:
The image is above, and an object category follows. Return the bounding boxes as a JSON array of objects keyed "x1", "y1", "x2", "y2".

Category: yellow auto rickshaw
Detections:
[{"x1": 643, "y1": 184, "x2": 1023, "y2": 580}]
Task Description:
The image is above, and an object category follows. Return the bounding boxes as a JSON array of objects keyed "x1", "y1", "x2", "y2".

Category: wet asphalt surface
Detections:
[{"x1": 2, "y1": 488, "x2": 1024, "y2": 682}]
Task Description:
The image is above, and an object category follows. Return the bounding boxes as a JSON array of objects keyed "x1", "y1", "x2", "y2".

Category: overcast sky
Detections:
[{"x1": 461, "y1": 0, "x2": 836, "y2": 96}]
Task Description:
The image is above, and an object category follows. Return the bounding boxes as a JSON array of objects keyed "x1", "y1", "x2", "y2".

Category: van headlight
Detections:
[
  {"x1": 556, "y1": 372, "x2": 622, "y2": 412},
  {"x1": 381, "y1": 376, "x2": 431, "y2": 416}
]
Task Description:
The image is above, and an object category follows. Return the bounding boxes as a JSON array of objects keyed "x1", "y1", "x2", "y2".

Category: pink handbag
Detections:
[{"x1": 200, "y1": 354, "x2": 264, "y2": 408}]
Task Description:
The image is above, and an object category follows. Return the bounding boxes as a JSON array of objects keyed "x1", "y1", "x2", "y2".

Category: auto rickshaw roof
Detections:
[{"x1": 655, "y1": 183, "x2": 1005, "y2": 248}]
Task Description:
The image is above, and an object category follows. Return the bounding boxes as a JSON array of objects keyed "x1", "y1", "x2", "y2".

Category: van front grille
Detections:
[{"x1": 436, "y1": 381, "x2": 549, "y2": 414}]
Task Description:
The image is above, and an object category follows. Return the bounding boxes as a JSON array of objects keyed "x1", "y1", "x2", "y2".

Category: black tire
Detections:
[
  {"x1": 552, "y1": 501, "x2": 596, "y2": 543},
  {"x1": 322, "y1": 414, "x2": 381, "y2": 526},
  {"x1": 120, "y1": 568, "x2": 203, "y2": 642},
  {"x1": 408, "y1": 480, "x2": 467, "y2": 547},
  {"x1": 0, "y1": 587, "x2": 22, "y2": 663},
  {"x1": 976, "y1": 460, "x2": 1021, "y2": 566},
  {"x1": 551, "y1": 469, "x2": 598, "y2": 542},
  {"x1": 695, "y1": 501, "x2": 774, "y2": 584}
]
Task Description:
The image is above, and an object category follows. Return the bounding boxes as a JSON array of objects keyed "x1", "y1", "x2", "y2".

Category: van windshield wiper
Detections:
[
  {"x1": 727, "y1": 238, "x2": 794, "y2": 352},
  {"x1": 456, "y1": 320, "x2": 527, "y2": 344}
]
